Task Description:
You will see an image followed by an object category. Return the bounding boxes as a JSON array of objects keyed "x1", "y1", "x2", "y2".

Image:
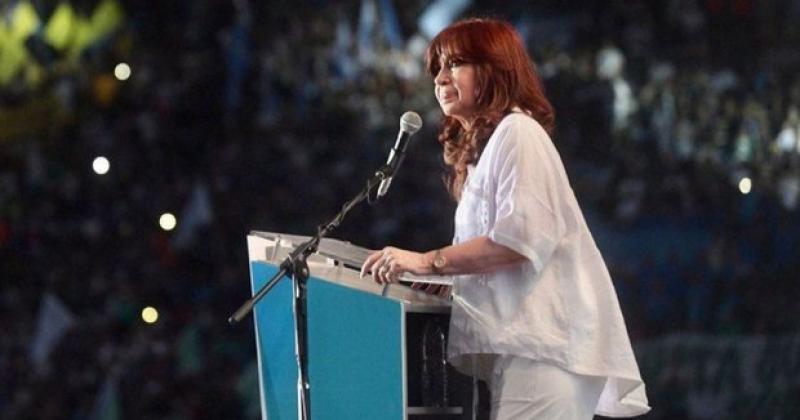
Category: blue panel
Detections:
[
  {"x1": 251, "y1": 262, "x2": 298, "y2": 420},
  {"x1": 307, "y1": 278, "x2": 404, "y2": 420}
]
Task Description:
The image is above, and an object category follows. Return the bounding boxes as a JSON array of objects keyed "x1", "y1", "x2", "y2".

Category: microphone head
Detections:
[{"x1": 400, "y1": 111, "x2": 423, "y2": 135}]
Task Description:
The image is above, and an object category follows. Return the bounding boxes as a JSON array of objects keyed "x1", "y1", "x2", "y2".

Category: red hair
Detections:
[{"x1": 426, "y1": 18, "x2": 555, "y2": 200}]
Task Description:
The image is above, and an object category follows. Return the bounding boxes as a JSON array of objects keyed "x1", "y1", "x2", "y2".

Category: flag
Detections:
[
  {"x1": 172, "y1": 180, "x2": 214, "y2": 250},
  {"x1": 418, "y1": 0, "x2": 472, "y2": 40},
  {"x1": 87, "y1": 375, "x2": 120, "y2": 420},
  {"x1": 30, "y1": 292, "x2": 76, "y2": 373}
]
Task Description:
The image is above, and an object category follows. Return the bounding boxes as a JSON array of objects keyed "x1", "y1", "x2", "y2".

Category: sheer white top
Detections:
[{"x1": 447, "y1": 112, "x2": 650, "y2": 417}]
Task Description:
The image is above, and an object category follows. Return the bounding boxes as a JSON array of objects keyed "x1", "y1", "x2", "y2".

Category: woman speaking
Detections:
[{"x1": 361, "y1": 18, "x2": 650, "y2": 419}]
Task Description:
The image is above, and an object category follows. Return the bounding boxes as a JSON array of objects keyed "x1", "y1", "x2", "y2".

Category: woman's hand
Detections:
[{"x1": 360, "y1": 246, "x2": 427, "y2": 285}]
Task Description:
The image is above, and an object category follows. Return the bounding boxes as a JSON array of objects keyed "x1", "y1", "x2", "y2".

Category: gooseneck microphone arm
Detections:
[
  {"x1": 227, "y1": 168, "x2": 388, "y2": 325},
  {"x1": 228, "y1": 111, "x2": 422, "y2": 324}
]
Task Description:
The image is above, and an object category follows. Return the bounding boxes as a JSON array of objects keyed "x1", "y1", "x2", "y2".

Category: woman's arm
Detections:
[{"x1": 361, "y1": 236, "x2": 527, "y2": 285}]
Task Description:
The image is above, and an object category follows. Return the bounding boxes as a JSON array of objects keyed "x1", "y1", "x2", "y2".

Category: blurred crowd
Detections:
[{"x1": 2, "y1": 0, "x2": 800, "y2": 418}]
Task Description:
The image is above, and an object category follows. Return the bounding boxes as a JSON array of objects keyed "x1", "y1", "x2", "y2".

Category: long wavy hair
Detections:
[{"x1": 426, "y1": 18, "x2": 555, "y2": 201}]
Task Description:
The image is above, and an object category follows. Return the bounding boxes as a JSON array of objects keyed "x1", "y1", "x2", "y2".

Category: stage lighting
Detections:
[
  {"x1": 92, "y1": 156, "x2": 110, "y2": 175},
  {"x1": 114, "y1": 62, "x2": 131, "y2": 81},
  {"x1": 159, "y1": 213, "x2": 177, "y2": 231},
  {"x1": 739, "y1": 177, "x2": 752, "y2": 195},
  {"x1": 141, "y1": 306, "x2": 159, "y2": 324}
]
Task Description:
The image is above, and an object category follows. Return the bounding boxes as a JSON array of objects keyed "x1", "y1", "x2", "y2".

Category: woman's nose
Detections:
[{"x1": 435, "y1": 67, "x2": 450, "y2": 85}]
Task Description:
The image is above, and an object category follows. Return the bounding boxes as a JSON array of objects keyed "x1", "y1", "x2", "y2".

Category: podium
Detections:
[{"x1": 247, "y1": 231, "x2": 471, "y2": 420}]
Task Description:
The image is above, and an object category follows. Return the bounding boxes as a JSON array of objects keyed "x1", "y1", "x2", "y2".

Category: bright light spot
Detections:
[
  {"x1": 141, "y1": 306, "x2": 159, "y2": 324},
  {"x1": 92, "y1": 156, "x2": 110, "y2": 175},
  {"x1": 739, "y1": 177, "x2": 752, "y2": 194},
  {"x1": 114, "y1": 63, "x2": 131, "y2": 81},
  {"x1": 159, "y1": 213, "x2": 177, "y2": 231}
]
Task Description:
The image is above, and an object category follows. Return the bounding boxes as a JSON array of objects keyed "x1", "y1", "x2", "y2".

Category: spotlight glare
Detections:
[
  {"x1": 114, "y1": 63, "x2": 131, "y2": 81},
  {"x1": 739, "y1": 177, "x2": 752, "y2": 195},
  {"x1": 92, "y1": 156, "x2": 110, "y2": 175},
  {"x1": 159, "y1": 213, "x2": 177, "y2": 231},
  {"x1": 141, "y1": 306, "x2": 159, "y2": 324}
]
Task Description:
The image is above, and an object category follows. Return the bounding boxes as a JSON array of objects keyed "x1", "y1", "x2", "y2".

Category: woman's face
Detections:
[{"x1": 434, "y1": 55, "x2": 478, "y2": 128}]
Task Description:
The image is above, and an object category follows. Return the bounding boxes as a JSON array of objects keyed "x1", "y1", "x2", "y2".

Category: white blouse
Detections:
[{"x1": 447, "y1": 112, "x2": 650, "y2": 417}]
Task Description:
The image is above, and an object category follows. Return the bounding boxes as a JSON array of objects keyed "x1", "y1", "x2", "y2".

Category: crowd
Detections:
[{"x1": 2, "y1": 0, "x2": 800, "y2": 418}]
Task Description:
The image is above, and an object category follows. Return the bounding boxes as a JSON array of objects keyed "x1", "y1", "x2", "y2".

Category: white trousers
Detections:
[{"x1": 488, "y1": 356, "x2": 605, "y2": 420}]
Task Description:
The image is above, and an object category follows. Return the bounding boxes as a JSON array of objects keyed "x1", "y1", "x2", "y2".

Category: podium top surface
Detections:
[{"x1": 247, "y1": 231, "x2": 451, "y2": 311}]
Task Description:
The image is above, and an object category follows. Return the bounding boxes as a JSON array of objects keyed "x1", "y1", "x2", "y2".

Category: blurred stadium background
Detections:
[{"x1": 2, "y1": 0, "x2": 800, "y2": 418}]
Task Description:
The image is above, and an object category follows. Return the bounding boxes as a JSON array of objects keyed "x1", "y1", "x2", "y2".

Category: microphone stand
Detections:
[{"x1": 228, "y1": 162, "x2": 397, "y2": 420}]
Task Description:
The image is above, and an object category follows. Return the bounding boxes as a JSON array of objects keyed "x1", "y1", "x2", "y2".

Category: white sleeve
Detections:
[{"x1": 487, "y1": 116, "x2": 567, "y2": 273}]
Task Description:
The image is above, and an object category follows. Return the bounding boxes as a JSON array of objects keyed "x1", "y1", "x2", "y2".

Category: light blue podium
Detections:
[{"x1": 247, "y1": 232, "x2": 466, "y2": 420}]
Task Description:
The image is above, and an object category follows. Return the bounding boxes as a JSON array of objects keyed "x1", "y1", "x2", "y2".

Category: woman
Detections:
[{"x1": 361, "y1": 18, "x2": 650, "y2": 419}]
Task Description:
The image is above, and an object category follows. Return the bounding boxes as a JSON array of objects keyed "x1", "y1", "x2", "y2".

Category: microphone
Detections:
[{"x1": 377, "y1": 111, "x2": 423, "y2": 198}]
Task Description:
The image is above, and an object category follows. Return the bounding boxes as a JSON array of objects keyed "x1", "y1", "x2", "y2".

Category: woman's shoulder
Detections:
[
  {"x1": 480, "y1": 110, "x2": 562, "y2": 170},
  {"x1": 493, "y1": 111, "x2": 550, "y2": 149}
]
